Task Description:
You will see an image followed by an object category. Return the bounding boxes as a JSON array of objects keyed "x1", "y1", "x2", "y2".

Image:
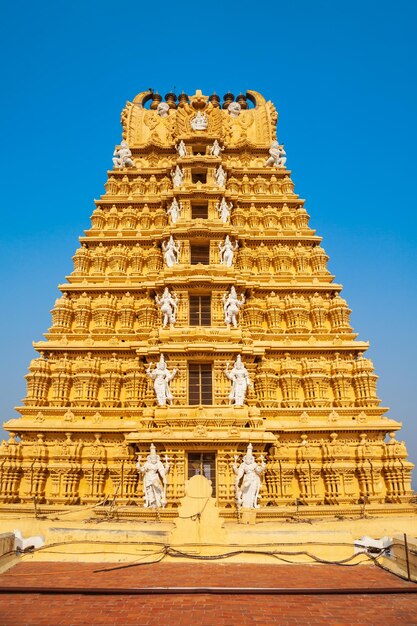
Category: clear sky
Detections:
[{"x1": 1, "y1": 0, "x2": 416, "y2": 487}]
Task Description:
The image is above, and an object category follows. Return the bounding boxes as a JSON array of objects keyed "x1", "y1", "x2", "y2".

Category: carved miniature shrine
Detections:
[{"x1": 0, "y1": 89, "x2": 414, "y2": 518}]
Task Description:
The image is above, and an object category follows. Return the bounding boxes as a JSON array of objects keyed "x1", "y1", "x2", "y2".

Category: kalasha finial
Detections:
[
  {"x1": 236, "y1": 93, "x2": 248, "y2": 109},
  {"x1": 150, "y1": 92, "x2": 162, "y2": 110},
  {"x1": 209, "y1": 93, "x2": 220, "y2": 107},
  {"x1": 165, "y1": 92, "x2": 177, "y2": 109},
  {"x1": 178, "y1": 92, "x2": 189, "y2": 107},
  {"x1": 222, "y1": 92, "x2": 234, "y2": 109}
]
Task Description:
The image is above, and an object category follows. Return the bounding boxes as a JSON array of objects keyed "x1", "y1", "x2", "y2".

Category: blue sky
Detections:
[{"x1": 0, "y1": 1, "x2": 416, "y2": 486}]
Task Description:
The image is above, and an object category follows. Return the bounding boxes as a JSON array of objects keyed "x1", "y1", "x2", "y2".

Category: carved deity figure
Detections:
[
  {"x1": 136, "y1": 444, "x2": 170, "y2": 508},
  {"x1": 176, "y1": 140, "x2": 187, "y2": 157},
  {"x1": 171, "y1": 165, "x2": 184, "y2": 187},
  {"x1": 233, "y1": 443, "x2": 265, "y2": 508},
  {"x1": 209, "y1": 140, "x2": 224, "y2": 157},
  {"x1": 228, "y1": 102, "x2": 242, "y2": 118},
  {"x1": 146, "y1": 354, "x2": 177, "y2": 406},
  {"x1": 225, "y1": 355, "x2": 252, "y2": 406},
  {"x1": 216, "y1": 197, "x2": 232, "y2": 223},
  {"x1": 166, "y1": 198, "x2": 182, "y2": 224},
  {"x1": 265, "y1": 140, "x2": 287, "y2": 168},
  {"x1": 112, "y1": 140, "x2": 134, "y2": 169},
  {"x1": 215, "y1": 165, "x2": 227, "y2": 187},
  {"x1": 223, "y1": 286, "x2": 245, "y2": 327},
  {"x1": 155, "y1": 287, "x2": 178, "y2": 327},
  {"x1": 191, "y1": 110, "x2": 208, "y2": 131},
  {"x1": 162, "y1": 236, "x2": 181, "y2": 267},
  {"x1": 157, "y1": 102, "x2": 170, "y2": 118},
  {"x1": 219, "y1": 235, "x2": 238, "y2": 267}
]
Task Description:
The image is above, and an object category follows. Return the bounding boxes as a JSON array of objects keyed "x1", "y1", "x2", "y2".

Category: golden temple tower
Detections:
[{"x1": 0, "y1": 88, "x2": 414, "y2": 517}]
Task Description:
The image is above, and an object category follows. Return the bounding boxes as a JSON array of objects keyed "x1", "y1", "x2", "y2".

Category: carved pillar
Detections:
[
  {"x1": 279, "y1": 355, "x2": 302, "y2": 408},
  {"x1": 285, "y1": 293, "x2": 309, "y2": 333},
  {"x1": 72, "y1": 245, "x2": 91, "y2": 275},
  {"x1": 265, "y1": 293, "x2": 284, "y2": 332},
  {"x1": 265, "y1": 439, "x2": 294, "y2": 504},
  {"x1": 73, "y1": 293, "x2": 91, "y2": 333},
  {"x1": 92, "y1": 292, "x2": 117, "y2": 334},
  {"x1": 329, "y1": 294, "x2": 352, "y2": 333},
  {"x1": 72, "y1": 353, "x2": 100, "y2": 407},
  {"x1": 24, "y1": 355, "x2": 51, "y2": 406},
  {"x1": 101, "y1": 356, "x2": 122, "y2": 407},
  {"x1": 50, "y1": 356, "x2": 72, "y2": 406},
  {"x1": 0, "y1": 436, "x2": 22, "y2": 503},
  {"x1": 50, "y1": 293, "x2": 73, "y2": 332},
  {"x1": 123, "y1": 359, "x2": 147, "y2": 407},
  {"x1": 108, "y1": 244, "x2": 129, "y2": 276},
  {"x1": 353, "y1": 355, "x2": 379, "y2": 406},
  {"x1": 295, "y1": 435, "x2": 322, "y2": 504},
  {"x1": 301, "y1": 358, "x2": 331, "y2": 408},
  {"x1": 82, "y1": 434, "x2": 107, "y2": 503},
  {"x1": 90, "y1": 207, "x2": 106, "y2": 230},
  {"x1": 309, "y1": 293, "x2": 328, "y2": 333},
  {"x1": 355, "y1": 434, "x2": 384, "y2": 503},
  {"x1": 254, "y1": 360, "x2": 280, "y2": 407},
  {"x1": 120, "y1": 205, "x2": 138, "y2": 231},
  {"x1": 310, "y1": 245, "x2": 329, "y2": 274},
  {"x1": 383, "y1": 433, "x2": 414, "y2": 503},
  {"x1": 330, "y1": 356, "x2": 354, "y2": 407}
]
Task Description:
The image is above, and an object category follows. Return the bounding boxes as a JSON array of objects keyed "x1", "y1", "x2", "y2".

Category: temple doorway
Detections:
[{"x1": 187, "y1": 452, "x2": 216, "y2": 495}]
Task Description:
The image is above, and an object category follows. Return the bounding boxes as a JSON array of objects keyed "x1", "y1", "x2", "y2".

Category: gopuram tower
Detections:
[{"x1": 0, "y1": 89, "x2": 414, "y2": 518}]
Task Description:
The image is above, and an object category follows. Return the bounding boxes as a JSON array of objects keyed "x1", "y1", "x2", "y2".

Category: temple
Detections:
[{"x1": 0, "y1": 88, "x2": 414, "y2": 519}]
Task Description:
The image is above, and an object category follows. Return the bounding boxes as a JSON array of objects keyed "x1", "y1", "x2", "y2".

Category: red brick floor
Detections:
[{"x1": 0, "y1": 562, "x2": 416, "y2": 625}]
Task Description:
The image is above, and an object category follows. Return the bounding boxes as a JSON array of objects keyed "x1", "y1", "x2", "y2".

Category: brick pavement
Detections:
[{"x1": 0, "y1": 562, "x2": 416, "y2": 625}]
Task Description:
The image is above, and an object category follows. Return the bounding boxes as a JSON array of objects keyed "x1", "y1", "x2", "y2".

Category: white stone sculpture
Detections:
[
  {"x1": 171, "y1": 165, "x2": 184, "y2": 187},
  {"x1": 223, "y1": 286, "x2": 245, "y2": 328},
  {"x1": 228, "y1": 102, "x2": 242, "y2": 118},
  {"x1": 155, "y1": 287, "x2": 178, "y2": 327},
  {"x1": 166, "y1": 198, "x2": 183, "y2": 224},
  {"x1": 176, "y1": 140, "x2": 187, "y2": 157},
  {"x1": 224, "y1": 355, "x2": 252, "y2": 406},
  {"x1": 232, "y1": 443, "x2": 266, "y2": 508},
  {"x1": 209, "y1": 140, "x2": 224, "y2": 157},
  {"x1": 162, "y1": 235, "x2": 181, "y2": 267},
  {"x1": 265, "y1": 140, "x2": 287, "y2": 168},
  {"x1": 146, "y1": 354, "x2": 177, "y2": 407},
  {"x1": 219, "y1": 235, "x2": 238, "y2": 267},
  {"x1": 157, "y1": 102, "x2": 170, "y2": 118},
  {"x1": 215, "y1": 165, "x2": 227, "y2": 187},
  {"x1": 216, "y1": 197, "x2": 232, "y2": 223},
  {"x1": 112, "y1": 140, "x2": 134, "y2": 169},
  {"x1": 191, "y1": 110, "x2": 208, "y2": 131},
  {"x1": 136, "y1": 444, "x2": 170, "y2": 508}
]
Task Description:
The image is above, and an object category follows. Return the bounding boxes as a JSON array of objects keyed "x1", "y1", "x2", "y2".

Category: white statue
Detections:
[
  {"x1": 232, "y1": 443, "x2": 266, "y2": 508},
  {"x1": 176, "y1": 140, "x2": 187, "y2": 158},
  {"x1": 157, "y1": 102, "x2": 170, "y2": 118},
  {"x1": 225, "y1": 355, "x2": 252, "y2": 407},
  {"x1": 162, "y1": 236, "x2": 180, "y2": 268},
  {"x1": 136, "y1": 444, "x2": 170, "y2": 508},
  {"x1": 228, "y1": 102, "x2": 241, "y2": 118},
  {"x1": 209, "y1": 140, "x2": 224, "y2": 157},
  {"x1": 112, "y1": 140, "x2": 134, "y2": 169},
  {"x1": 219, "y1": 235, "x2": 238, "y2": 267},
  {"x1": 155, "y1": 287, "x2": 178, "y2": 327},
  {"x1": 215, "y1": 165, "x2": 227, "y2": 187},
  {"x1": 171, "y1": 165, "x2": 184, "y2": 188},
  {"x1": 166, "y1": 198, "x2": 182, "y2": 224},
  {"x1": 191, "y1": 110, "x2": 208, "y2": 131},
  {"x1": 216, "y1": 197, "x2": 232, "y2": 223},
  {"x1": 223, "y1": 286, "x2": 245, "y2": 328},
  {"x1": 146, "y1": 354, "x2": 177, "y2": 407},
  {"x1": 265, "y1": 141, "x2": 287, "y2": 168}
]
